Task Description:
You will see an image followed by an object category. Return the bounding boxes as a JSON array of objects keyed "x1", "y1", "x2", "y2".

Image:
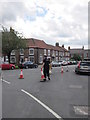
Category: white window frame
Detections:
[
  {"x1": 56, "y1": 57, "x2": 58, "y2": 61},
  {"x1": 39, "y1": 54, "x2": 43, "y2": 63},
  {"x1": 48, "y1": 50, "x2": 50, "y2": 56},
  {"x1": 52, "y1": 50, "x2": 55, "y2": 56},
  {"x1": 10, "y1": 56, "x2": 16, "y2": 63},
  {"x1": 56, "y1": 51, "x2": 58, "y2": 56},
  {"x1": 44, "y1": 49, "x2": 46, "y2": 55},
  {"x1": 63, "y1": 52, "x2": 64, "y2": 56},
  {"x1": 29, "y1": 48, "x2": 34, "y2": 55},
  {"x1": 20, "y1": 49, "x2": 24, "y2": 55},
  {"x1": 11, "y1": 50, "x2": 15, "y2": 55},
  {"x1": 68, "y1": 52, "x2": 70, "y2": 57}
]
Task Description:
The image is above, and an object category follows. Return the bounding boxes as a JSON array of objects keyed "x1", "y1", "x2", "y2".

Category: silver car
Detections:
[
  {"x1": 75, "y1": 61, "x2": 90, "y2": 75},
  {"x1": 52, "y1": 61, "x2": 61, "y2": 67}
]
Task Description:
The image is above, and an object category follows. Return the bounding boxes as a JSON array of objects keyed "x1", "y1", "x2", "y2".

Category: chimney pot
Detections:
[
  {"x1": 62, "y1": 44, "x2": 64, "y2": 48},
  {"x1": 56, "y1": 42, "x2": 59, "y2": 47}
]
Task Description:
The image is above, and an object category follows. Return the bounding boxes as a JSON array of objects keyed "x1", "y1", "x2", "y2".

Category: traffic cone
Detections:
[
  {"x1": 40, "y1": 68, "x2": 45, "y2": 81},
  {"x1": 19, "y1": 69, "x2": 24, "y2": 79},
  {"x1": 61, "y1": 66, "x2": 63, "y2": 73}
]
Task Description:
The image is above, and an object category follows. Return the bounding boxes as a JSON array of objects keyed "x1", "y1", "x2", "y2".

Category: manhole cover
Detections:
[{"x1": 73, "y1": 106, "x2": 88, "y2": 115}]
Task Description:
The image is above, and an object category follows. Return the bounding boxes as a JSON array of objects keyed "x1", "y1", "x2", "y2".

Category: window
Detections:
[
  {"x1": 63, "y1": 52, "x2": 64, "y2": 56},
  {"x1": 10, "y1": 56, "x2": 16, "y2": 63},
  {"x1": 68, "y1": 52, "x2": 70, "y2": 57},
  {"x1": 44, "y1": 49, "x2": 46, "y2": 55},
  {"x1": 56, "y1": 51, "x2": 58, "y2": 56},
  {"x1": 5, "y1": 56, "x2": 8, "y2": 62},
  {"x1": 29, "y1": 56, "x2": 34, "y2": 62},
  {"x1": 20, "y1": 56, "x2": 24, "y2": 64},
  {"x1": 65, "y1": 52, "x2": 67, "y2": 56},
  {"x1": 48, "y1": 50, "x2": 50, "y2": 56},
  {"x1": 39, "y1": 54, "x2": 43, "y2": 63},
  {"x1": 29, "y1": 48, "x2": 34, "y2": 55},
  {"x1": 11, "y1": 50, "x2": 15, "y2": 55},
  {"x1": 56, "y1": 57, "x2": 58, "y2": 61},
  {"x1": 59, "y1": 57, "x2": 61, "y2": 60},
  {"x1": 52, "y1": 50, "x2": 55, "y2": 56},
  {"x1": 20, "y1": 49, "x2": 24, "y2": 55},
  {"x1": 59, "y1": 52, "x2": 63, "y2": 56}
]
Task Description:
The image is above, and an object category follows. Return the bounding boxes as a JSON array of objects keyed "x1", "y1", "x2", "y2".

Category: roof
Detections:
[
  {"x1": 26, "y1": 38, "x2": 68, "y2": 52},
  {"x1": 61, "y1": 47, "x2": 68, "y2": 52},
  {"x1": 26, "y1": 38, "x2": 48, "y2": 49}
]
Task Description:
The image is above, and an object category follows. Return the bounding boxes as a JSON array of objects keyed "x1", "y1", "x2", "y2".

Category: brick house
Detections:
[
  {"x1": 10, "y1": 38, "x2": 70, "y2": 65},
  {"x1": 84, "y1": 49, "x2": 90, "y2": 59},
  {"x1": 68, "y1": 46, "x2": 84, "y2": 60}
]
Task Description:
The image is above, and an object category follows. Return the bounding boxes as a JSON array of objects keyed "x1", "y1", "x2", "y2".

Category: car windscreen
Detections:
[{"x1": 80, "y1": 62, "x2": 90, "y2": 66}]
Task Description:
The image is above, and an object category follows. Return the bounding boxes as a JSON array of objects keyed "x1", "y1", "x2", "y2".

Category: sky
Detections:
[{"x1": 0, "y1": 0, "x2": 89, "y2": 49}]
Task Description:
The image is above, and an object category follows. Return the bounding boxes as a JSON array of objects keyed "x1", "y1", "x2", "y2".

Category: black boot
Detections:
[{"x1": 44, "y1": 78, "x2": 46, "y2": 81}]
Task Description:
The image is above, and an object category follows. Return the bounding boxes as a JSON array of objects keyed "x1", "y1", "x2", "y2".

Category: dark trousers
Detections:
[{"x1": 44, "y1": 68, "x2": 50, "y2": 79}]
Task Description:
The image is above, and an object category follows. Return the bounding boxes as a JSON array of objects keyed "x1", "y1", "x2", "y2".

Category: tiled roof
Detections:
[
  {"x1": 26, "y1": 38, "x2": 68, "y2": 52},
  {"x1": 61, "y1": 47, "x2": 68, "y2": 52},
  {"x1": 46, "y1": 44, "x2": 60, "y2": 51},
  {"x1": 26, "y1": 38, "x2": 48, "y2": 49}
]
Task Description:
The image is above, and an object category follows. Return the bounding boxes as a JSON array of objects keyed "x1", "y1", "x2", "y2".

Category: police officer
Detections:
[{"x1": 42, "y1": 56, "x2": 50, "y2": 81}]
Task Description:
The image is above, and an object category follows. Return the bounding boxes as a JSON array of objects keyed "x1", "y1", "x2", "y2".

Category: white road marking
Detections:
[
  {"x1": 1, "y1": 79, "x2": 10, "y2": 84},
  {"x1": 74, "y1": 106, "x2": 88, "y2": 115},
  {"x1": 21, "y1": 89, "x2": 62, "y2": 119}
]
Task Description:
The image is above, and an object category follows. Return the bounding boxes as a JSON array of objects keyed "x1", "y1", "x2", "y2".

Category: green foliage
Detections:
[
  {"x1": 71, "y1": 54, "x2": 82, "y2": 61},
  {"x1": 2, "y1": 27, "x2": 26, "y2": 63},
  {"x1": 15, "y1": 65, "x2": 19, "y2": 69}
]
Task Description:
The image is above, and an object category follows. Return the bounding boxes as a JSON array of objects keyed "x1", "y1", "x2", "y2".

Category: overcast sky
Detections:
[{"x1": 0, "y1": 0, "x2": 89, "y2": 49}]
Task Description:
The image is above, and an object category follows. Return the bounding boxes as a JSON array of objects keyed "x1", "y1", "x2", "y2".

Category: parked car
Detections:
[
  {"x1": 19, "y1": 61, "x2": 38, "y2": 69},
  {"x1": 68, "y1": 60, "x2": 77, "y2": 65},
  {"x1": 84, "y1": 58, "x2": 90, "y2": 61},
  {"x1": 1, "y1": 62, "x2": 15, "y2": 70},
  {"x1": 51, "y1": 61, "x2": 61, "y2": 67},
  {"x1": 75, "y1": 61, "x2": 90, "y2": 75},
  {"x1": 61, "y1": 61, "x2": 68, "y2": 66}
]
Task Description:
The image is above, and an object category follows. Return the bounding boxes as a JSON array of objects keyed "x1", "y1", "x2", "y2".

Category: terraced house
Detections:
[{"x1": 10, "y1": 38, "x2": 70, "y2": 65}]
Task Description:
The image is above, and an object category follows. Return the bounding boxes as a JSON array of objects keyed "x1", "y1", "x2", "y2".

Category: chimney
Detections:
[
  {"x1": 10, "y1": 27, "x2": 14, "y2": 32},
  {"x1": 68, "y1": 46, "x2": 70, "y2": 50},
  {"x1": 62, "y1": 44, "x2": 64, "y2": 48},
  {"x1": 56, "y1": 42, "x2": 59, "y2": 47}
]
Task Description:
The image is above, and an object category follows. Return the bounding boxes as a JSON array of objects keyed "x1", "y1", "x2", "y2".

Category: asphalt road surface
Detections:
[{"x1": 1, "y1": 65, "x2": 88, "y2": 119}]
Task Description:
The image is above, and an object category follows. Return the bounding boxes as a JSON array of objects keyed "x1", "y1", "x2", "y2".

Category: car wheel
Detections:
[
  {"x1": 11, "y1": 66, "x2": 14, "y2": 70},
  {"x1": 26, "y1": 66, "x2": 29, "y2": 69}
]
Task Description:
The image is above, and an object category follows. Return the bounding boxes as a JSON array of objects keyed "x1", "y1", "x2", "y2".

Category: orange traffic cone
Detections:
[
  {"x1": 19, "y1": 69, "x2": 24, "y2": 79},
  {"x1": 61, "y1": 66, "x2": 63, "y2": 73},
  {"x1": 40, "y1": 68, "x2": 45, "y2": 81}
]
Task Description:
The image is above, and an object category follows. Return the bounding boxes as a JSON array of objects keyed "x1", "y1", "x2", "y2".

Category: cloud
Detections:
[{"x1": 0, "y1": 0, "x2": 88, "y2": 49}]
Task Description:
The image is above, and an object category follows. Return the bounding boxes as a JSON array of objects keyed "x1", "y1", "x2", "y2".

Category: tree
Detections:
[
  {"x1": 71, "y1": 54, "x2": 82, "y2": 61},
  {"x1": 2, "y1": 27, "x2": 26, "y2": 63}
]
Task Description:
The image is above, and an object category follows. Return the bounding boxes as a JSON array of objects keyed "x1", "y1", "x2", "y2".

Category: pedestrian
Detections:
[{"x1": 42, "y1": 56, "x2": 50, "y2": 81}]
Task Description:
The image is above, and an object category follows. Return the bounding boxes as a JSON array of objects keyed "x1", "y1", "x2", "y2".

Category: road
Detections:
[{"x1": 1, "y1": 65, "x2": 88, "y2": 119}]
